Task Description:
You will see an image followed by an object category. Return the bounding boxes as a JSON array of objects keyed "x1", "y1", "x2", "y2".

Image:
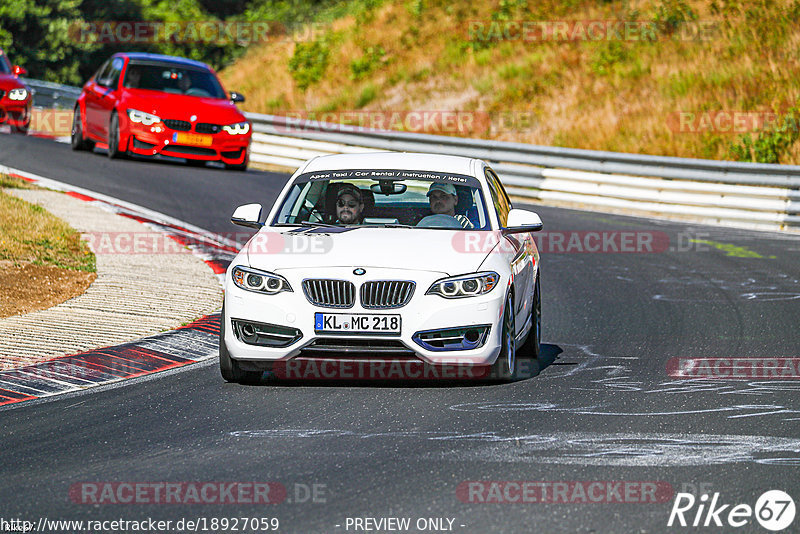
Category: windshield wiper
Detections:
[
  {"x1": 380, "y1": 223, "x2": 414, "y2": 228},
  {"x1": 299, "y1": 221, "x2": 340, "y2": 228}
]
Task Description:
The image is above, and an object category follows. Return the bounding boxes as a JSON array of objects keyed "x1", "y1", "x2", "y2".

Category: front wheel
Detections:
[
  {"x1": 107, "y1": 113, "x2": 127, "y2": 159},
  {"x1": 520, "y1": 274, "x2": 541, "y2": 360},
  {"x1": 491, "y1": 293, "x2": 516, "y2": 381},
  {"x1": 224, "y1": 155, "x2": 248, "y2": 171}
]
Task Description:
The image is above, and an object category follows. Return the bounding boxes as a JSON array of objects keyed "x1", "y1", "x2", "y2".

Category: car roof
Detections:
[
  {"x1": 301, "y1": 152, "x2": 480, "y2": 176},
  {"x1": 115, "y1": 52, "x2": 211, "y2": 70}
]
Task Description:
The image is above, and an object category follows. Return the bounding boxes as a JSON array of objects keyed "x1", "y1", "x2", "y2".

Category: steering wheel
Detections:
[{"x1": 416, "y1": 214, "x2": 463, "y2": 228}]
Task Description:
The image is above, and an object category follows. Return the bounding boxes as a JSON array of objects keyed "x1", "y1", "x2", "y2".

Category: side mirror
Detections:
[
  {"x1": 503, "y1": 209, "x2": 543, "y2": 234},
  {"x1": 12, "y1": 65, "x2": 27, "y2": 77},
  {"x1": 231, "y1": 203, "x2": 263, "y2": 228},
  {"x1": 230, "y1": 91, "x2": 245, "y2": 103}
]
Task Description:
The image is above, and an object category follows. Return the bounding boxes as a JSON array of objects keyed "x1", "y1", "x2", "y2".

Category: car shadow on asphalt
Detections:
[{"x1": 231, "y1": 343, "x2": 564, "y2": 389}]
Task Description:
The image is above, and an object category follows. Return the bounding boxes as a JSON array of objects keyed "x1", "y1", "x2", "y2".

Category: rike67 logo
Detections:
[{"x1": 668, "y1": 490, "x2": 795, "y2": 531}]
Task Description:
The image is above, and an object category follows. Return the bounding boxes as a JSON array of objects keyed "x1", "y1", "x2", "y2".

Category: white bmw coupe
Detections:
[{"x1": 221, "y1": 152, "x2": 542, "y2": 383}]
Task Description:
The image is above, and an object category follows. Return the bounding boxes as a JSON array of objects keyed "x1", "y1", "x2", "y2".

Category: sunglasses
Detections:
[{"x1": 337, "y1": 200, "x2": 360, "y2": 208}]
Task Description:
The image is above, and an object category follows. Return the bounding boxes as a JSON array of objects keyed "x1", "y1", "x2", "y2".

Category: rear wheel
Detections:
[
  {"x1": 491, "y1": 293, "x2": 516, "y2": 381},
  {"x1": 71, "y1": 108, "x2": 94, "y2": 151},
  {"x1": 219, "y1": 305, "x2": 263, "y2": 385}
]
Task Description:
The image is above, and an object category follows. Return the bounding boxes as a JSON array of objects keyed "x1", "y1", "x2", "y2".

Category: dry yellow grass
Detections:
[{"x1": 220, "y1": 0, "x2": 800, "y2": 163}]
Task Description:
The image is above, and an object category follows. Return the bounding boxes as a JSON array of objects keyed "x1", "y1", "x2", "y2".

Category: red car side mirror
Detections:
[{"x1": 12, "y1": 65, "x2": 27, "y2": 77}]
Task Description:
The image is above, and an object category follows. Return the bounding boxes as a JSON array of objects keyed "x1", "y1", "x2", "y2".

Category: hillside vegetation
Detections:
[{"x1": 219, "y1": 0, "x2": 800, "y2": 164}]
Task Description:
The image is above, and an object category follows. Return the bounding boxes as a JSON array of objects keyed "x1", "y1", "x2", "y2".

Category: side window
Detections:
[
  {"x1": 485, "y1": 168, "x2": 511, "y2": 226},
  {"x1": 104, "y1": 57, "x2": 124, "y2": 89},
  {"x1": 93, "y1": 61, "x2": 110, "y2": 85}
]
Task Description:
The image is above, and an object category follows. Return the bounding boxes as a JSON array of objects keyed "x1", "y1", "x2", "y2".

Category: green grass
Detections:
[{"x1": 0, "y1": 177, "x2": 95, "y2": 272}]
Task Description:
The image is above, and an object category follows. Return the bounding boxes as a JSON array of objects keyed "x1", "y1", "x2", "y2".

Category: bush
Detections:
[
  {"x1": 349, "y1": 45, "x2": 386, "y2": 80},
  {"x1": 728, "y1": 107, "x2": 800, "y2": 163},
  {"x1": 288, "y1": 40, "x2": 331, "y2": 90}
]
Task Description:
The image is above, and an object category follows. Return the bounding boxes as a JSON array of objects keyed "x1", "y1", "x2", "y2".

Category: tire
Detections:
[
  {"x1": 71, "y1": 108, "x2": 94, "y2": 151},
  {"x1": 225, "y1": 155, "x2": 248, "y2": 171},
  {"x1": 219, "y1": 305, "x2": 263, "y2": 384},
  {"x1": 491, "y1": 292, "x2": 516, "y2": 381},
  {"x1": 520, "y1": 273, "x2": 541, "y2": 360},
  {"x1": 11, "y1": 122, "x2": 28, "y2": 135},
  {"x1": 107, "y1": 112, "x2": 127, "y2": 159}
]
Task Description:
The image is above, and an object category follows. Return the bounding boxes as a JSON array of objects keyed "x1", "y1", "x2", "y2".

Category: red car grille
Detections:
[
  {"x1": 163, "y1": 119, "x2": 191, "y2": 131},
  {"x1": 195, "y1": 123, "x2": 222, "y2": 134}
]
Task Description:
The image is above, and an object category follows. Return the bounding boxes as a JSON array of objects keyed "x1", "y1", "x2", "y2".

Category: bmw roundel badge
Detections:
[{"x1": 353, "y1": 268, "x2": 366, "y2": 276}]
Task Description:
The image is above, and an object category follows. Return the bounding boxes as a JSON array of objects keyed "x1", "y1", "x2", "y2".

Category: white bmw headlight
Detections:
[
  {"x1": 232, "y1": 266, "x2": 292, "y2": 294},
  {"x1": 426, "y1": 272, "x2": 500, "y2": 299},
  {"x1": 8, "y1": 88, "x2": 28, "y2": 101},
  {"x1": 223, "y1": 121, "x2": 250, "y2": 135},
  {"x1": 127, "y1": 109, "x2": 161, "y2": 125}
]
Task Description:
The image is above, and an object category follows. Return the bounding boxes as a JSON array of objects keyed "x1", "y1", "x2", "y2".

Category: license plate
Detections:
[
  {"x1": 173, "y1": 132, "x2": 212, "y2": 146},
  {"x1": 314, "y1": 313, "x2": 401, "y2": 334}
]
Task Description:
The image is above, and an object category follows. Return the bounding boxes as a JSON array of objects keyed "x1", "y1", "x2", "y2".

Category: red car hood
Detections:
[
  {"x1": 0, "y1": 74, "x2": 26, "y2": 90},
  {"x1": 122, "y1": 89, "x2": 246, "y2": 124}
]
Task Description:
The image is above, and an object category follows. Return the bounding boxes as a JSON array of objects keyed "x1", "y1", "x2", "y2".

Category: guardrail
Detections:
[
  {"x1": 22, "y1": 79, "x2": 800, "y2": 231},
  {"x1": 23, "y1": 78, "x2": 81, "y2": 109}
]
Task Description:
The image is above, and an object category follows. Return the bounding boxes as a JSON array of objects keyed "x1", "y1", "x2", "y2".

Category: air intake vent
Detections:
[
  {"x1": 361, "y1": 281, "x2": 415, "y2": 309},
  {"x1": 195, "y1": 122, "x2": 221, "y2": 134},
  {"x1": 302, "y1": 279, "x2": 355, "y2": 308},
  {"x1": 164, "y1": 119, "x2": 191, "y2": 131}
]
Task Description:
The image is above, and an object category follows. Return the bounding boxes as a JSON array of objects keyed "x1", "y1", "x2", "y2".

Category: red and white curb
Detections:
[{"x1": 0, "y1": 165, "x2": 239, "y2": 407}]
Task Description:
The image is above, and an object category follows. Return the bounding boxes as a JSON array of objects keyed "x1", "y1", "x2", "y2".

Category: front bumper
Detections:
[
  {"x1": 223, "y1": 267, "x2": 506, "y2": 368},
  {"x1": 127, "y1": 123, "x2": 250, "y2": 164},
  {"x1": 0, "y1": 99, "x2": 31, "y2": 127}
]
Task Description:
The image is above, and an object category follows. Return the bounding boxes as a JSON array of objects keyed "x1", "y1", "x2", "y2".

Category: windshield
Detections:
[
  {"x1": 273, "y1": 170, "x2": 491, "y2": 230},
  {"x1": 122, "y1": 62, "x2": 226, "y2": 98},
  {"x1": 0, "y1": 54, "x2": 11, "y2": 74}
]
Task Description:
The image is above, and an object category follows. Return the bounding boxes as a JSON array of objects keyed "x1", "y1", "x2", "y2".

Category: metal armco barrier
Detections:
[{"x1": 23, "y1": 79, "x2": 800, "y2": 230}]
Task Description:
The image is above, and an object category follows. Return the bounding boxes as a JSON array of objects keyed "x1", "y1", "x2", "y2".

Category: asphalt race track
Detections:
[{"x1": 2, "y1": 133, "x2": 800, "y2": 533}]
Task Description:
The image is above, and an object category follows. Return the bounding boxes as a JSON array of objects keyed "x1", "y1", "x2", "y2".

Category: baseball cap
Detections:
[
  {"x1": 337, "y1": 184, "x2": 363, "y2": 202},
  {"x1": 427, "y1": 182, "x2": 457, "y2": 197}
]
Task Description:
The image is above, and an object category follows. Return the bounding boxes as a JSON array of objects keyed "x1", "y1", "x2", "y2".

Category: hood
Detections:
[
  {"x1": 0, "y1": 74, "x2": 25, "y2": 90},
  {"x1": 244, "y1": 227, "x2": 491, "y2": 275},
  {"x1": 122, "y1": 90, "x2": 245, "y2": 124}
]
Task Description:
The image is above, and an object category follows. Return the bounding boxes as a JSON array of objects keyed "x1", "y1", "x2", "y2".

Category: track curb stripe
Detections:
[{"x1": 0, "y1": 164, "x2": 234, "y2": 407}]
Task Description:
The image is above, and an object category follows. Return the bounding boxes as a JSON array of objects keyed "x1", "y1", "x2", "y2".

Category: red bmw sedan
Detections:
[
  {"x1": 0, "y1": 49, "x2": 32, "y2": 134},
  {"x1": 72, "y1": 52, "x2": 251, "y2": 170}
]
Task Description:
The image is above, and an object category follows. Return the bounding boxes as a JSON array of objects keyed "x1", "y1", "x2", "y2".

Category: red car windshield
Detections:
[
  {"x1": 123, "y1": 62, "x2": 226, "y2": 99},
  {"x1": 0, "y1": 54, "x2": 12, "y2": 74}
]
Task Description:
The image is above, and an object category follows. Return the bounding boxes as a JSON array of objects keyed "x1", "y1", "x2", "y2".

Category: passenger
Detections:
[
  {"x1": 426, "y1": 182, "x2": 473, "y2": 228},
  {"x1": 335, "y1": 185, "x2": 364, "y2": 224}
]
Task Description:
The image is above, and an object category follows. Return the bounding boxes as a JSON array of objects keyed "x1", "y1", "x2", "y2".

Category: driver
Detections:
[
  {"x1": 427, "y1": 182, "x2": 473, "y2": 228},
  {"x1": 335, "y1": 185, "x2": 364, "y2": 224}
]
